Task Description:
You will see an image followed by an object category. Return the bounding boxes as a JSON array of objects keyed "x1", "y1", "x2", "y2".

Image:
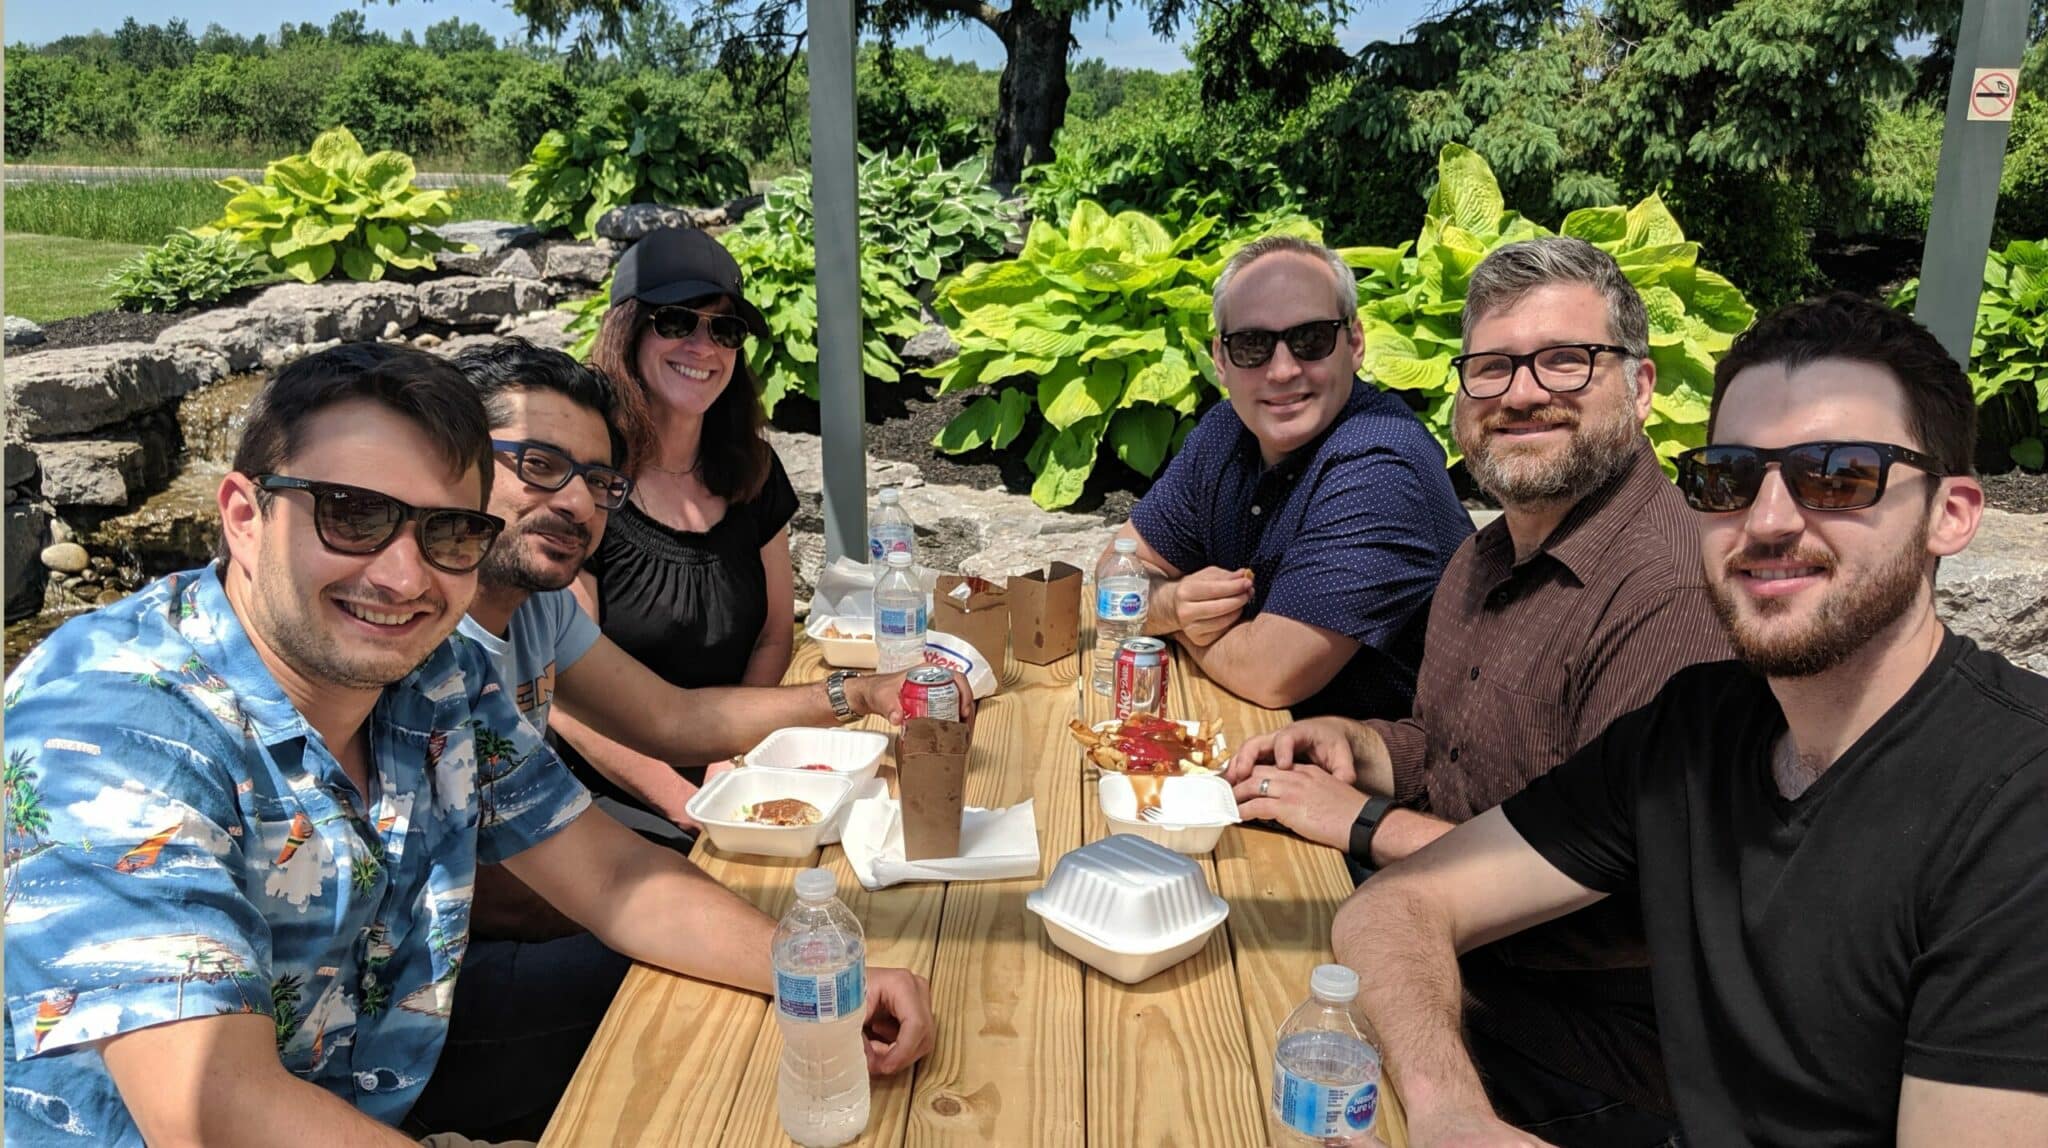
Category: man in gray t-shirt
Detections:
[{"x1": 458, "y1": 585, "x2": 600, "y2": 735}]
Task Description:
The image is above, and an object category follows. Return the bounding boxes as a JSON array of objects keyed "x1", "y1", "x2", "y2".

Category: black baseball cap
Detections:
[{"x1": 610, "y1": 226, "x2": 769, "y2": 338}]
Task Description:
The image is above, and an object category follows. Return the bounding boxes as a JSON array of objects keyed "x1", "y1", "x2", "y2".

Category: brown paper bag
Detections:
[
  {"x1": 1007, "y1": 562, "x2": 1082, "y2": 664},
  {"x1": 897, "y1": 717, "x2": 971, "y2": 860},
  {"x1": 933, "y1": 574, "x2": 1009, "y2": 671}
]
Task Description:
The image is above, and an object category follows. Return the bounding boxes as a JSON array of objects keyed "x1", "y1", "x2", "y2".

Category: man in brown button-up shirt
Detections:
[{"x1": 1228, "y1": 237, "x2": 1731, "y2": 1145}]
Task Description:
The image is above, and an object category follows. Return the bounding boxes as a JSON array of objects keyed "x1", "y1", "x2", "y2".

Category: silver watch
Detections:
[{"x1": 825, "y1": 671, "x2": 860, "y2": 723}]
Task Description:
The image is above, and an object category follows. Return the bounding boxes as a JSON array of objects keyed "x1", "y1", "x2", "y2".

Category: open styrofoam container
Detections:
[
  {"x1": 744, "y1": 727, "x2": 890, "y2": 788},
  {"x1": 1026, "y1": 834, "x2": 1229, "y2": 983},
  {"x1": 686, "y1": 767, "x2": 853, "y2": 858},
  {"x1": 1099, "y1": 773, "x2": 1241, "y2": 854},
  {"x1": 805, "y1": 613, "x2": 878, "y2": 669}
]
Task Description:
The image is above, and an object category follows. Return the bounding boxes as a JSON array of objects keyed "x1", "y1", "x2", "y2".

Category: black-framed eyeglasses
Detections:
[
  {"x1": 648, "y1": 305, "x2": 749, "y2": 349},
  {"x1": 1673, "y1": 442, "x2": 1950, "y2": 513},
  {"x1": 1450, "y1": 343, "x2": 1634, "y2": 399},
  {"x1": 253, "y1": 474, "x2": 504, "y2": 573},
  {"x1": 491, "y1": 439, "x2": 632, "y2": 511},
  {"x1": 1219, "y1": 319, "x2": 1347, "y2": 369}
]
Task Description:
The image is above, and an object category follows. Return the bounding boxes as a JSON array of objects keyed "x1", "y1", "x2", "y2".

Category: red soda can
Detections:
[
  {"x1": 1114, "y1": 637, "x2": 1169, "y2": 719},
  {"x1": 899, "y1": 665, "x2": 961, "y2": 722}
]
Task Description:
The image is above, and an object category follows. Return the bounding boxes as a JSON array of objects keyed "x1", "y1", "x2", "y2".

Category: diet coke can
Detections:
[
  {"x1": 1114, "y1": 636, "x2": 1169, "y2": 719},
  {"x1": 899, "y1": 665, "x2": 961, "y2": 722}
]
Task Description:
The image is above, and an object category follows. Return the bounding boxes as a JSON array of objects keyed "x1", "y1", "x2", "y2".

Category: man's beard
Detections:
[
  {"x1": 479, "y1": 513, "x2": 590, "y2": 593},
  {"x1": 1458, "y1": 392, "x2": 1641, "y2": 507},
  {"x1": 1708, "y1": 513, "x2": 1931, "y2": 679},
  {"x1": 257, "y1": 578, "x2": 447, "y2": 690}
]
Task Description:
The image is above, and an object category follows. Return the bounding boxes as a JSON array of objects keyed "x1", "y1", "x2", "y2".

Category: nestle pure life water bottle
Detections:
[
  {"x1": 774, "y1": 868, "x2": 871, "y2": 1148},
  {"x1": 869, "y1": 487, "x2": 915, "y2": 563},
  {"x1": 1090, "y1": 537, "x2": 1150, "y2": 695},
  {"x1": 1271, "y1": 964, "x2": 1382, "y2": 1146},
  {"x1": 874, "y1": 550, "x2": 927, "y2": 673}
]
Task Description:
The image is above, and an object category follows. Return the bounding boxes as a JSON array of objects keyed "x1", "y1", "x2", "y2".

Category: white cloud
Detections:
[{"x1": 64, "y1": 782, "x2": 232, "y2": 856}]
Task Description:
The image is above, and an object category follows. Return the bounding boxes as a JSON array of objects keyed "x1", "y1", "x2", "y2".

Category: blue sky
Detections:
[{"x1": 7, "y1": 0, "x2": 1438, "y2": 73}]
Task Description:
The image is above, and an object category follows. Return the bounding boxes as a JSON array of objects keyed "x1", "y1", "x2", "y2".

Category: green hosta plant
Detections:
[
  {"x1": 1348, "y1": 144, "x2": 1756, "y2": 467},
  {"x1": 205, "y1": 127, "x2": 463, "y2": 284},
  {"x1": 750, "y1": 148, "x2": 1017, "y2": 284},
  {"x1": 929, "y1": 201, "x2": 1317, "y2": 509},
  {"x1": 561, "y1": 272, "x2": 612, "y2": 362},
  {"x1": 105, "y1": 230, "x2": 272, "y2": 313},
  {"x1": 510, "y1": 88, "x2": 749, "y2": 239},
  {"x1": 1892, "y1": 239, "x2": 2048, "y2": 470}
]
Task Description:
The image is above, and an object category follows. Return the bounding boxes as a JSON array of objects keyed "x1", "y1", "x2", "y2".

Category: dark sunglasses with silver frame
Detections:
[
  {"x1": 491, "y1": 439, "x2": 632, "y2": 511},
  {"x1": 1219, "y1": 319, "x2": 1348, "y2": 369},
  {"x1": 647, "y1": 305, "x2": 750, "y2": 349},
  {"x1": 1673, "y1": 441, "x2": 1950, "y2": 513},
  {"x1": 253, "y1": 474, "x2": 505, "y2": 573}
]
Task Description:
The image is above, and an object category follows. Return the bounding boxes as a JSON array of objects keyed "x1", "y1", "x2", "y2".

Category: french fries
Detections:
[{"x1": 1067, "y1": 717, "x2": 1225, "y2": 776}]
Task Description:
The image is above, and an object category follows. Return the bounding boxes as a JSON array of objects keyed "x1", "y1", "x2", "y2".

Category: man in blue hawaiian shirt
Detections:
[{"x1": 2, "y1": 344, "x2": 934, "y2": 1146}]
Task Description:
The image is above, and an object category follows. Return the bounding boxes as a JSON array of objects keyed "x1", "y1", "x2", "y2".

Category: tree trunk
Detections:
[{"x1": 990, "y1": 0, "x2": 1073, "y2": 190}]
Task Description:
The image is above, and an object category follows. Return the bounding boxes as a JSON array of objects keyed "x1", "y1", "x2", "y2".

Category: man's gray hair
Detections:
[
  {"x1": 1211, "y1": 235, "x2": 1358, "y2": 332},
  {"x1": 1462, "y1": 237, "x2": 1649, "y2": 358}
]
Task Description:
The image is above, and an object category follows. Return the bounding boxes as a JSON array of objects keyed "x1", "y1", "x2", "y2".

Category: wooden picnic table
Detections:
[{"x1": 542, "y1": 634, "x2": 1408, "y2": 1147}]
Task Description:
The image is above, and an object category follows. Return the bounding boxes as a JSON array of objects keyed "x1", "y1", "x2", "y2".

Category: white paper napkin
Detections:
[{"x1": 839, "y1": 797, "x2": 1040, "y2": 891}]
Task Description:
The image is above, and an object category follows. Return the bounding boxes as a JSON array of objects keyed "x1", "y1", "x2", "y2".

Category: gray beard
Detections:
[{"x1": 1462, "y1": 403, "x2": 1641, "y2": 508}]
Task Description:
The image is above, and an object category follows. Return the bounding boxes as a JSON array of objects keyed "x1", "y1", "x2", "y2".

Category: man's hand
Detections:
[
  {"x1": 1161, "y1": 566, "x2": 1253, "y2": 647},
  {"x1": 1227, "y1": 716, "x2": 1373, "y2": 787},
  {"x1": 1409, "y1": 1108, "x2": 1560, "y2": 1148},
  {"x1": 1231, "y1": 763, "x2": 1368, "y2": 850},
  {"x1": 862, "y1": 966, "x2": 936, "y2": 1074},
  {"x1": 849, "y1": 668, "x2": 977, "y2": 724}
]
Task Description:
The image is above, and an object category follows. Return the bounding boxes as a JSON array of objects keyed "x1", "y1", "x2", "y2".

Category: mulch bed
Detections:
[
  {"x1": 1983, "y1": 470, "x2": 2048, "y2": 515},
  {"x1": 21, "y1": 308, "x2": 183, "y2": 353}
]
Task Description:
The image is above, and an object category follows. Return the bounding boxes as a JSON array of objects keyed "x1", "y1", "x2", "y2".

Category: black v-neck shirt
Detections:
[{"x1": 1503, "y1": 633, "x2": 2048, "y2": 1145}]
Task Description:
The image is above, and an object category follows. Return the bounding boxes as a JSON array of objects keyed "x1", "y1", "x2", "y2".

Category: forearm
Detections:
[
  {"x1": 192, "y1": 1072, "x2": 416, "y2": 1148},
  {"x1": 1180, "y1": 623, "x2": 1334, "y2": 710},
  {"x1": 1369, "y1": 808, "x2": 1456, "y2": 868},
  {"x1": 1143, "y1": 577, "x2": 1185, "y2": 636},
  {"x1": 549, "y1": 707, "x2": 699, "y2": 821},
  {"x1": 1332, "y1": 879, "x2": 1493, "y2": 1121},
  {"x1": 588, "y1": 848, "x2": 778, "y2": 994},
  {"x1": 742, "y1": 619, "x2": 794, "y2": 687},
  {"x1": 471, "y1": 861, "x2": 586, "y2": 942},
  {"x1": 641, "y1": 681, "x2": 839, "y2": 764}
]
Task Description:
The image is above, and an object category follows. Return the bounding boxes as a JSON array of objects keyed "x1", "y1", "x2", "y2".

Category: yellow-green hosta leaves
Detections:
[
  {"x1": 1893, "y1": 238, "x2": 2048, "y2": 470},
  {"x1": 205, "y1": 127, "x2": 463, "y2": 285}
]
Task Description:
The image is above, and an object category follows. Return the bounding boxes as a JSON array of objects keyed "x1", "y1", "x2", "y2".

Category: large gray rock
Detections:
[
  {"x1": 417, "y1": 278, "x2": 554, "y2": 328},
  {"x1": 39, "y1": 541, "x2": 89, "y2": 574},
  {"x1": 5, "y1": 315, "x2": 46, "y2": 348},
  {"x1": 158, "y1": 281, "x2": 419, "y2": 371},
  {"x1": 6, "y1": 439, "x2": 38, "y2": 492},
  {"x1": 595, "y1": 202, "x2": 727, "y2": 243},
  {"x1": 5, "y1": 502, "x2": 50, "y2": 621},
  {"x1": 543, "y1": 243, "x2": 615, "y2": 284},
  {"x1": 430, "y1": 221, "x2": 540, "y2": 275},
  {"x1": 32, "y1": 440, "x2": 148, "y2": 508},
  {"x1": 7, "y1": 343, "x2": 226, "y2": 438},
  {"x1": 1937, "y1": 508, "x2": 2048, "y2": 673},
  {"x1": 900, "y1": 323, "x2": 960, "y2": 369},
  {"x1": 494, "y1": 248, "x2": 543, "y2": 280}
]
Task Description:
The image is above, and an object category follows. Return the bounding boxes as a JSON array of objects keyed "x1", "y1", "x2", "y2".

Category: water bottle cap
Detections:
[
  {"x1": 1311, "y1": 963, "x2": 1359, "y2": 1003},
  {"x1": 879, "y1": 488, "x2": 900, "y2": 503},
  {"x1": 886, "y1": 551, "x2": 913, "y2": 567},
  {"x1": 1114, "y1": 538, "x2": 1138, "y2": 554},
  {"x1": 794, "y1": 868, "x2": 837, "y2": 901}
]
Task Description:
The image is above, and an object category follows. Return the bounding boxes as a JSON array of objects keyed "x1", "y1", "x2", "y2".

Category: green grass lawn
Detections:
[
  {"x1": 7, "y1": 178, "x2": 526, "y2": 247},
  {"x1": 5, "y1": 234, "x2": 144, "y2": 322}
]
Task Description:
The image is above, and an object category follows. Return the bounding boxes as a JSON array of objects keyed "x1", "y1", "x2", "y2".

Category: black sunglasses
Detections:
[
  {"x1": 254, "y1": 474, "x2": 505, "y2": 574},
  {"x1": 491, "y1": 439, "x2": 632, "y2": 511},
  {"x1": 1219, "y1": 319, "x2": 1347, "y2": 369},
  {"x1": 1674, "y1": 442, "x2": 1949, "y2": 513},
  {"x1": 648, "y1": 305, "x2": 750, "y2": 349},
  {"x1": 1449, "y1": 343, "x2": 1634, "y2": 399}
]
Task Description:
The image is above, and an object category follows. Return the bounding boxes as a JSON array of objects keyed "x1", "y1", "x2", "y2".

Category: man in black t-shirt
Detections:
[{"x1": 1335, "y1": 293, "x2": 2048, "y2": 1148}]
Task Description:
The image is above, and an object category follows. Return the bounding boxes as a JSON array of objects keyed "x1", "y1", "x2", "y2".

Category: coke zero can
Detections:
[{"x1": 1114, "y1": 637, "x2": 1168, "y2": 718}]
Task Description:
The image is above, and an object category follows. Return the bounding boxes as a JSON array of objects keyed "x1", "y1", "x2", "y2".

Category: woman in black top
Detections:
[{"x1": 551, "y1": 227, "x2": 799, "y2": 825}]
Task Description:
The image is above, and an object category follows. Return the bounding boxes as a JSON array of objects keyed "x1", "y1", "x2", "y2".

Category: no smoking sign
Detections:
[{"x1": 1969, "y1": 68, "x2": 2018, "y2": 122}]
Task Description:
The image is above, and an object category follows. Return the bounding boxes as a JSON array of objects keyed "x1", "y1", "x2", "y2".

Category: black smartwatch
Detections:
[{"x1": 1348, "y1": 795, "x2": 1397, "y2": 863}]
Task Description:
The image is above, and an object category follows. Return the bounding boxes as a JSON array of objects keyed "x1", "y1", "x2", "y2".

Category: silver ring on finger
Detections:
[{"x1": 1258, "y1": 778, "x2": 1271, "y2": 797}]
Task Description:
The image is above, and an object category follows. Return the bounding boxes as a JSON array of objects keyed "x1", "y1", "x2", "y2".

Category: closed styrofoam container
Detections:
[
  {"x1": 686, "y1": 767, "x2": 853, "y2": 858},
  {"x1": 1098, "y1": 773, "x2": 1241, "y2": 854},
  {"x1": 1026, "y1": 835, "x2": 1229, "y2": 983},
  {"x1": 806, "y1": 614, "x2": 878, "y2": 669},
  {"x1": 745, "y1": 727, "x2": 890, "y2": 788}
]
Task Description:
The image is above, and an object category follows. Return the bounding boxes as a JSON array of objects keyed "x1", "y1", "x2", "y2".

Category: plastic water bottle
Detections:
[
  {"x1": 1271, "y1": 964, "x2": 1382, "y2": 1146},
  {"x1": 1091, "y1": 538, "x2": 1150, "y2": 695},
  {"x1": 874, "y1": 550, "x2": 927, "y2": 673},
  {"x1": 869, "y1": 487, "x2": 915, "y2": 564},
  {"x1": 774, "y1": 868, "x2": 871, "y2": 1148}
]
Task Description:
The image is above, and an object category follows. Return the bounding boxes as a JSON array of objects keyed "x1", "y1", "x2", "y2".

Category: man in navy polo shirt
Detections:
[{"x1": 1113, "y1": 235, "x2": 1472, "y2": 716}]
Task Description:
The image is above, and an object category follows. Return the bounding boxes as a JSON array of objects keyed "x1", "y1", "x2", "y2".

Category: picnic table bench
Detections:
[{"x1": 542, "y1": 632, "x2": 1408, "y2": 1146}]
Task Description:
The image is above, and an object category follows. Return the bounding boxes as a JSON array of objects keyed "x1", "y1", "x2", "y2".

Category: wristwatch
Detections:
[
  {"x1": 824, "y1": 670, "x2": 861, "y2": 724},
  {"x1": 1348, "y1": 795, "x2": 1397, "y2": 863}
]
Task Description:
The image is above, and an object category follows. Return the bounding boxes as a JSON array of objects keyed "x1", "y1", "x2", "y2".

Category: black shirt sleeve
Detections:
[
  {"x1": 1903, "y1": 752, "x2": 2048, "y2": 1092},
  {"x1": 753, "y1": 450, "x2": 799, "y2": 547},
  {"x1": 1499, "y1": 695, "x2": 1662, "y2": 895}
]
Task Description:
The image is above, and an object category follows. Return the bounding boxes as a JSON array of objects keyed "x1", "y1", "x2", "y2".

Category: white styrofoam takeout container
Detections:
[
  {"x1": 806, "y1": 613, "x2": 878, "y2": 669},
  {"x1": 686, "y1": 767, "x2": 853, "y2": 858},
  {"x1": 1098, "y1": 773, "x2": 1241, "y2": 854},
  {"x1": 745, "y1": 727, "x2": 891, "y2": 789},
  {"x1": 1026, "y1": 834, "x2": 1229, "y2": 983}
]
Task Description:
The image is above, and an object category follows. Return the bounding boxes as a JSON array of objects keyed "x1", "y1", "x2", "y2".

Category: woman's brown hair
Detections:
[{"x1": 590, "y1": 295, "x2": 773, "y2": 503}]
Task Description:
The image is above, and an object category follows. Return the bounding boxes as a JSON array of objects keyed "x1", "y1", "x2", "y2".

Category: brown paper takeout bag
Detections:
[
  {"x1": 897, "y1": 716, "x2": 972, "y2": 860},
  {"x1": 933, "y1": 574, "x2": 1009, "y2": 672},
  {"x1": 1007, "y1": 562, "x2": 1082, "y2": 665}
]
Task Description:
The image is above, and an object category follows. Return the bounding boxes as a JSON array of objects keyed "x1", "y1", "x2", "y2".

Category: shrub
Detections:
[
  {"x1": 320, "y1": 46, "x2": 473, "y2": 158},
  {"x1": 4, "y1": 53, "x2": 68, "y2": 156},
  {"x1": 205, "y1": 127, "x2": 463, "y2": 283},
  {"x1": 479, "y1": 62, "x2": 582, "y2": 161},
  {"x1": 1892, "y1": 238, "x2": 2048, "y2": 471},
  {"x1": 508, "y1": 87, "x2": 750, "y2": 238},
  {"x1": 104, "y1": 230, "x2": 271, "y2": 312}
]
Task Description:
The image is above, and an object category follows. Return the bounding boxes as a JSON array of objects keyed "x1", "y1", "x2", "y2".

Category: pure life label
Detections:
[
  {"x1": 1096, "y1": 587, "x2": 1146, "y2": 620},
  {"x1": 776, "y1": 965, "x2": 866, "y2": 1023},
  {"x1": 1273, "y1": 1067, "x2": 1378, "y2": 1138}
]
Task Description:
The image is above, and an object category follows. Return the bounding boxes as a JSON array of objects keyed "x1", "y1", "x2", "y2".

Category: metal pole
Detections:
[
  {"x1": 809, "y1": 0, "x2": 868, "y2": 563},
  {"x1": 1914, "y1": 0, "x2": 2028, "y2": 366}
]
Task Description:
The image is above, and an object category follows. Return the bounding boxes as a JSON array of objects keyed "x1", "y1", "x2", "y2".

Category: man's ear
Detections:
[
  {"x1": 1926, "y1": 475, "x2": 1985, "y2": 560},
  {"x1": 217, "y1": 472, "x2": 265, "y2": 577},
  {"x1": 1630, "y1": 355, "x2": 1658, "y2": 425}
]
